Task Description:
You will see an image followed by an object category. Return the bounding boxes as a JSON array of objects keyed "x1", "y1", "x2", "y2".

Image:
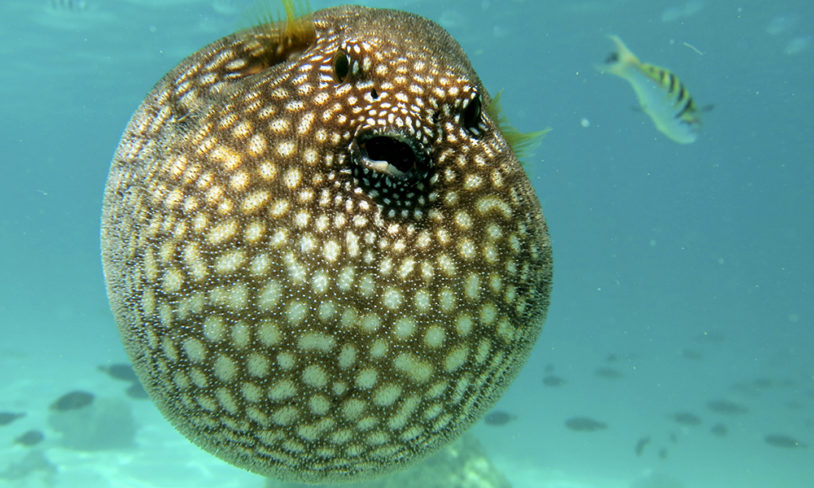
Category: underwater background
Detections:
[{"x1": 1, "y1": 0, "x2": 812, "y2": 487}]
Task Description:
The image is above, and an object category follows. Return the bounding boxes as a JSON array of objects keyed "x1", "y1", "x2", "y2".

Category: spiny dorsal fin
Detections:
[
  {"x1": 263, "y1": 0, "x2": 315, "y2": 50},
  {"x1": 237, "y1": 0, "x2": 315, "y2": 76}
]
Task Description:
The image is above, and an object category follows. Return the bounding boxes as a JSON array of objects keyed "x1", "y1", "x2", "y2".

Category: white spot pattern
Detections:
[{"x1": 101, "y1": 4, "x2": 551, "y2": 484}]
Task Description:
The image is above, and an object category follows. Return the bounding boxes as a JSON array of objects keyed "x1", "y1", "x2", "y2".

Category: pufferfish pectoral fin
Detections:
[{"x1": 485, "y1": 90, "x2": 551, "y2": 163}]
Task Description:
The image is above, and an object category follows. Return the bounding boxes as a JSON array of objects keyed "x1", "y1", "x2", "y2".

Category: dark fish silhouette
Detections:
[
  {"x1": 542, "y1": 375, "x2": 565, "y2": 387},
  {"x1": 752, "y1": 377, "x2": 776, "y2": 389},
  {"x1": 49, "y1": 390, "x2": 94, "y2": 411},
  {"x1": 706, "y1": 399, "x2": 748, "y2": 415},
  {"x1": 594, "y1": 367, "x2": 623, "y2": 379},
  {"x1": 0, "y1": 412, "x2": 25, "y2": 426},
  {"x1": 634, "y1": 436, "x2": 650, "y2": 456},
  {"x1": 680, "y1": 348, "x2": 703, "y2": 360},
  {"x1": 14, "y1": 430, "x2": 44, "y2": 447},
  {"x1": 125, "y1": 382, "x2": 149, "y2": 400},
  {"x1": 710, "y1": 423, "x2": 728, "y2": 437},
  {"x1": 484, "y1": 410, "x2": 517, "y2": 426},
  {"x1": 97, "y1": 363, "x2": 139, "y2": 383},
  {"x1": 565, "y1": 416, "x2": 607, "y2": 432},
  {"x1": 764, "y1": 434, "x2": 807, "y2": 448},
  {"x1": 671, "y1": 411, "x2": 701, "y2": 426},
  {"x1": 784, "y1": 399, "x2": 805, "y2": 410}
]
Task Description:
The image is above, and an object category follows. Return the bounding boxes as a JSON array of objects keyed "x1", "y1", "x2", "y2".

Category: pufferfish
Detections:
[{"x1": 101, "y1": 2, "x2": 552, "y2": 483}]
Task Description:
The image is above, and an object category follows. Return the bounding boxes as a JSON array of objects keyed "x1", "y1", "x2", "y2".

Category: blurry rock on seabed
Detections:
[{"x1": 266, "y1": 432, "x2": 511, "y2": 488}]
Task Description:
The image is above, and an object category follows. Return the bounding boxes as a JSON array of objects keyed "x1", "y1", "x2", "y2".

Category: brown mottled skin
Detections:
[{"x1": 101, "y1": 5, "x2": 552, "y2": 483}]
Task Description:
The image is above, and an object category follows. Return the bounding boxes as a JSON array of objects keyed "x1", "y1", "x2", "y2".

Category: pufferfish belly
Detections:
[{"x1": 101, "y1": 4, "x2": 552, "y2": 483}]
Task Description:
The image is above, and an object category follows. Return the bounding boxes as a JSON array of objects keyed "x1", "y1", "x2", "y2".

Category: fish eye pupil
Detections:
[
  {"x1": 334, "y1": 51, "x2": 350, "y2": 81},
  {"x1": 370, "y1": 88, "x2": 379, "y2": 99},
  {"x1": 461, "y1": 95, "x2": 482, "y2": 132}
]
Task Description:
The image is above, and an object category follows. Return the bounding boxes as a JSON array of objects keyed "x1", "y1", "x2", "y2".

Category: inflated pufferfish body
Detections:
[{"x1": 101, "y1": 4, "x2": 552, "y2": 483}]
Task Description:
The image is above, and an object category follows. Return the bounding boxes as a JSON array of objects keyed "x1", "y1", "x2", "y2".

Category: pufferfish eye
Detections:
[
  {"x1": 461, "y1": 94, "x2": 483, "y2": 135},
  {"x1": 333, "y1": 50, "x2": 350, "y2": 82}
]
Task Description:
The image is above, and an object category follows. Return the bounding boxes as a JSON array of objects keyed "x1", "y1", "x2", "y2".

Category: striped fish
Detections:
[{"x1": 600, "y1": 35, "x2": 702, "y2": 144}]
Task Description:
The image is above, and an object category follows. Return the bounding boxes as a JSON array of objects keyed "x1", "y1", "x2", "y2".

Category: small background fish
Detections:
[
  {"x1": 484, "y1": 410, "x2": 518, "y2": 426},
  {"x1": 764, "y1": 434, "x2": 807, "y2": 449},
  {"x1": 599, "y1": 35, "x2": 702, "y2": 144},
  {"x1": 564, "y1": 416, "x2": 607, "y2": 432},
  {"x1": 49, "y1": 391, "x2": 94, "y2": 411},
  {"x1": 14, "y1": 430, "x2": 45, "y2": 447},
  {"x1": 0, "y1": 412, "x2": 26, "y2": 426}
]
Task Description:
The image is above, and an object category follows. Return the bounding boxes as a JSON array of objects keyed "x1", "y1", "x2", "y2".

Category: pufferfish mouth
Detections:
[{"x1": 350, "y1": 130, "x2": 431, "y2": 181}]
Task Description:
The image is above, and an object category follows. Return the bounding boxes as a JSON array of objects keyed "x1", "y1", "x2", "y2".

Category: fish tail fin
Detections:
[{"x1": 598, "y1": 35, "x2": 640, "y2": 77}]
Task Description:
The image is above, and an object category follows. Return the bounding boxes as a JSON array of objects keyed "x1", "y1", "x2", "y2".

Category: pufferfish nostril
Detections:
[
  {"x1": 356, "y1": 133, "x2": 429, "y2": 179},
  {"x1": 361, "y1": 136, "x2": 417, "y2": 174}
]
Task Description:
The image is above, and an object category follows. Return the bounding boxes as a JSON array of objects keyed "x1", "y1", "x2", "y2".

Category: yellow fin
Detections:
[
  {"x1": 597, "y1": 34, "x2": 642, "y2": 77},
  {"x1": 269, "y1": 0, "x2": 314, "y2": 44},
  {"x1": 486, "y1": 90, "x2": 551, "y2": 162},
  {"x1": 234, "y1": 0, "x2": 315, "y2": 76},
  {"x1": 242, "y1": 0, "x2": 311, "y2": 29}
]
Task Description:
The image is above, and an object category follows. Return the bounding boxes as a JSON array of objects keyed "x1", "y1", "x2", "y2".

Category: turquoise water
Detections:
[{"x1": 1, "y1": 0, "x2": 812, "y2": 487}]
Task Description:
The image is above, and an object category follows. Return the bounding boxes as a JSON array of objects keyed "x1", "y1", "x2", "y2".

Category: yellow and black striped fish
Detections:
[{"x1": 600, "y1": 35, "x2": 702, "y2": 144}]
